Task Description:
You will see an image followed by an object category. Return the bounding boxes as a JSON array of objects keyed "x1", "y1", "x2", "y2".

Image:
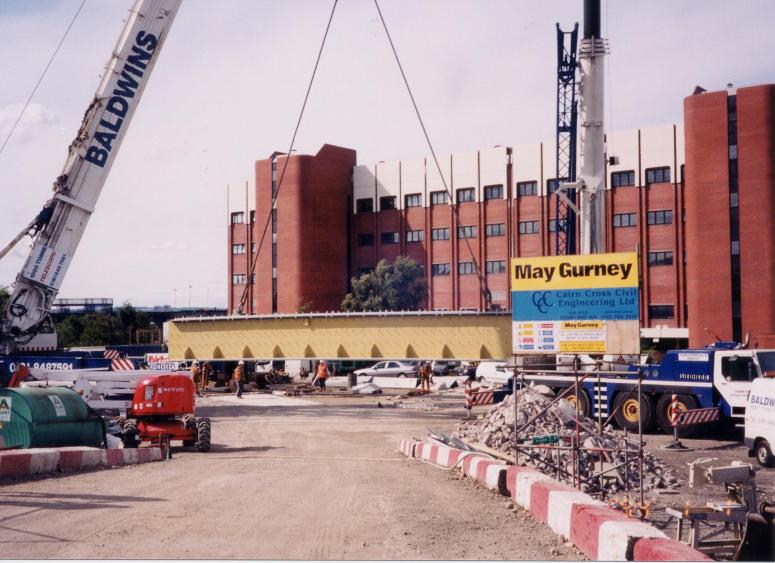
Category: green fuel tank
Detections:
[{"x1": 0, "y1": 387, "x2": 106, "y2": 449}]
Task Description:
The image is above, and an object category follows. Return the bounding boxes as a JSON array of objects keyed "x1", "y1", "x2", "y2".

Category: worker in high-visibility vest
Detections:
[
  {"x1": 233, "y1": 360, "x2": 245, "y2": 398},
  {"x1": 315, "y1": 360, "x2": 330, "y2": 391},
  {"x1": 191, "y1": 360, "x2": 202, "y2": 397}
]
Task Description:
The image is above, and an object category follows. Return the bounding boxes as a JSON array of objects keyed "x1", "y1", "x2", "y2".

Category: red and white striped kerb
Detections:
[
  {"x1": 111, "y1": 358, "x2": 135, "y2": 371},
  {"x1": 676, "y1": 407, "x2": 719, "y2": 427}
]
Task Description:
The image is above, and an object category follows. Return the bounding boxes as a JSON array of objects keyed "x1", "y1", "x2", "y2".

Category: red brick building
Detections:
[{"x1": 228, "y1": 84, "x2": 775, "y2": 346}]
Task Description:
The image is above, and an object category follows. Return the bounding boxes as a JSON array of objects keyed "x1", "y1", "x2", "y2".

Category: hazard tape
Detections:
[
  {"x1": 676, "y1": 407, "x2": 719, "y2": 427},
  {"x1": 104, "y1": 349, "x2": 121, "y2": 360}
]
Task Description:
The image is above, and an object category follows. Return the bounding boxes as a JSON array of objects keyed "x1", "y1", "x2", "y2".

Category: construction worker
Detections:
[
  {"x1": 315, "y1": 360, "x2": 330, "y2": 391},
  {"x1": 419, "y1": 361, "x2": 432, "y2": 394},
  {"x1": 233, "y1": 360, "x2": 245, "y2": 398},
  {"x1": 464, "y1": 373, "x2": 477, "y2": 418},
  {"x1": 191, "y1": 360, "x2": 202, "y2": 397},
  {"x1": 8, "y1": 362, "x2": 29, "y2": 388},
  {"x1": 201, "y1": 361, "x2": 213, "y2": 394}
]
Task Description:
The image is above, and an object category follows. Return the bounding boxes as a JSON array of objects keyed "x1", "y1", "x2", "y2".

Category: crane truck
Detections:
[{"x1": 0, "y1": 0, "x2": 209, "y2": 452}]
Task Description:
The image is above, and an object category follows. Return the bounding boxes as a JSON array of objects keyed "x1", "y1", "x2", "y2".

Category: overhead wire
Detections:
[
  {"x1": 237, "y1": 0, "x2": 339, "y2": 314},
  {"x1": 0, "y1": 0, "x2": 87, "y2": 159},
  {"x1": 372, "y1": 0, "x2": 492, "y2": 309}
]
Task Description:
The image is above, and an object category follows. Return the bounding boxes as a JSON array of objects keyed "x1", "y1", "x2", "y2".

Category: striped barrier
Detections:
[
  {"x1": 0, "y1": 446, "x2": 164, "y2": 480},
  {"x1": 399, "y1": 439, "x2": 709, "y2": 561},
  {"x1": 676, "y1": 407, "x2": 720, "y2": 427}
]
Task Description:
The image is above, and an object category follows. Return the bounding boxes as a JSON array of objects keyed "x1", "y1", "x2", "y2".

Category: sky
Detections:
[{"x1": 0, "y1": 0, "x2": 772, "y2": 309}]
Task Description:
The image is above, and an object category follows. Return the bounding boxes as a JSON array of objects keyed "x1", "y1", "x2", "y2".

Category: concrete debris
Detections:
[
  {"x1": 452, "y1": 384, "x2": 678, "y2": 495},
  {"x1": 352, "y1": 382, "x2": 382, "y2": 395}
]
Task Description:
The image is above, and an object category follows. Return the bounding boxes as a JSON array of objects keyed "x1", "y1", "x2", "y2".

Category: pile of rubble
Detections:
[{"x1": 452, "y1": 384, "x2": 679, "y2": 495}]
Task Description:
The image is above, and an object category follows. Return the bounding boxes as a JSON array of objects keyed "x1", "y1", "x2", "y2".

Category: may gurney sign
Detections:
[{"x1": 511, "y1": 252, "x2": 640, "y2": 355}]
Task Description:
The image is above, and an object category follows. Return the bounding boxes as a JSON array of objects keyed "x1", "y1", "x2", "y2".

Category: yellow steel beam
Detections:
[{"x1": 167, "y1": 312, "x2": 512, "y2": 361}]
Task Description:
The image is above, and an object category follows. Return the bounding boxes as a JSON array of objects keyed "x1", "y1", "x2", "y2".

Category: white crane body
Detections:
[{"x1": 1, "y1": 0, "x2": 180, "y2": 351}]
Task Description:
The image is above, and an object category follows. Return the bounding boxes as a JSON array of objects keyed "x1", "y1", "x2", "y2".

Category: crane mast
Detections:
[{"x1": 1, "y1": 0, "x2": 180, "y2": 352}]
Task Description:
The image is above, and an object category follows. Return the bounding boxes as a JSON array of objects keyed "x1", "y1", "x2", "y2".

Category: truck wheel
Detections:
[
  {"x1": 656, "y1": 394, "x2": 700, "y2": 437},
  {"x1": 560, "y1": 387, "x2": 591, "y2": 419},
  {"x1": 182, "y1": 414, "x2": 198, "y2": 447},
  {"x1": 122, "y1": 418, "x2": 139, "y2": 448},
  {"x1": 755, "y1": 440, "x2": 774, "y2": 468},
  {"x1": 613, "y1": 393, "x2": 656, "y2": 432},
  {"x1": 196, "y1": 417, "x2": 211, "y2": 452}
]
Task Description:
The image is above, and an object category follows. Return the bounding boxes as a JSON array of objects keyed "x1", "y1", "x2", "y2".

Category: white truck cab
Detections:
[{"x1": 745, "y1": 376, "x2": 775, "y2": 467}]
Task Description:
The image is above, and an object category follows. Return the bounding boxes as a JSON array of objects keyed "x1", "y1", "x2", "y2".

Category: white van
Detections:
[
  {"x1": 745, "y1": 377, "x2": 775, "y2": 467},
  {"x1": 476, "y1": 361, "x2": 510, "y2": 385}
]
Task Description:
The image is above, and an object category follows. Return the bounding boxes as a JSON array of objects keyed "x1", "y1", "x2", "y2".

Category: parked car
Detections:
[
  {"x1": 457, "y1": 362, "x2": 477, "y2": 378},
  {"x1": 475, "y1": 361, "x2": 510, "y2": 385},
  {"x1": 431, "y1": 360, "x2": 459, "y2": 376},
  {"x1": 354, "y1": 361, "x2": 419, "y2": 378}
]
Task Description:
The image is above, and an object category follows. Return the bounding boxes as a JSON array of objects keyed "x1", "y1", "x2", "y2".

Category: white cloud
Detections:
[{"x1": 0, "y1": 102, "x2": 59, "y2": 143}]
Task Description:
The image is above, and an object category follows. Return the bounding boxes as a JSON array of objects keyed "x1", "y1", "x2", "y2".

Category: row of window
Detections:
[
  {"x1": 232, "y1": 243, "x2": 257, "y2": 254},
  {"x1": 353, "y1": 167, "x2": 675, "y2": 214},
  {"x1": 230, "y1": 211, "x2": 256, "y2": 225},
  {"x1": 355, "y1": 210, "x2": 673, "y2": 246},
  {"x1": 231, "y1": 273, "x2": 256, "y2": 285},
  {"x1": 357, "y1": 223, "x2": 510, "y2": 246},
  {"x1": 429, "y1": 261, "x2": 507, "y2": 277}
]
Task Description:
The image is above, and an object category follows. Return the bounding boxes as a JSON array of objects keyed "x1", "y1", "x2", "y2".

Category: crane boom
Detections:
[{"x1": 1, "y1": 0, "x2": 180, "y2": 352}]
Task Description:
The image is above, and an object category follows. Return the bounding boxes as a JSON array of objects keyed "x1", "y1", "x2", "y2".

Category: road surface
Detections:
[{"x1": 0, "y1": 392, "x2": 581, "y2": 559}]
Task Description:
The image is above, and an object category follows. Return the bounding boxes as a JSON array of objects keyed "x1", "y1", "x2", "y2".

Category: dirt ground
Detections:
[{"x1": 0, "y1": 389, "x2": 583, "y2": 560}]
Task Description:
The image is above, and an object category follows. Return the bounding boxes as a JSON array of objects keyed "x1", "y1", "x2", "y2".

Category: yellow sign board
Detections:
[{"x1": 510, "y1": 252, "x2": 639, "y2": 291}]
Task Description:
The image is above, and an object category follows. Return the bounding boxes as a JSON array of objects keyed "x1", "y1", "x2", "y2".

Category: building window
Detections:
[
  {"x1": 457, "y1": 225, "x2": 477, "y2": 239},
  {"x1": 405, "y1": 229, "x2": 424, "y2": 243},
  {"x1": 548, "y1": 218, "x2": 567, "y2": 233},
  {"x1": 252, "y1": 243, "x2": 256, "y2": 254},
  {"x1": 357, "y1": 233, "x2": 374, "y2": 247},
  {"x1": 517, "y1": 181, "x2": 538, "y2": 196},
  {"x1": 271, "y1": 243, "x2": 277, "y2": 264},
  {"x1": 647, "y1": 210, "x2": 672, "y2": 225},
  {"x1": 249, "y1": 210, "x2": 255, "y2": 223},
  {"x1": 485, "y1": 223, "x2": 505, "y2": 237},
  {"x1": 648, "y1": 251, "x2": 673, "y2": 266},
  {"x1": 611, "y1": 170, "x2": 635, "y2": 187},
  {"x1": 486, "y1": 260, "x2": 506, "y2": 274},
  {"x1": 456, "y1": 188, "x2": 475, "y2": 203},
  {"x1": 230, "y1": 212, "x2": 244, "y2": 224},
  {"x1": 379, "y1": 196, "x2": 397, "y2": 211},
  {"x1": 232, "y1": 274, "x2": 246, "y2": 285},
  {"x1": 431, "y1": 263, "x2": 450, "y2": 276},
  {"x1": 431, "y1": 227, "x2": 450, "y2": 241},
  {"x1": 271, "y1": 277, "x2": 277, "y2": 313},
  {"x1": 547, "y1": 178, "x2": 560, "y2": 194},
  {"x1": 645, "y1": 167, "x2": 670, "y2": 184},
  {"x1": 271, "y1": 209, "x2": 277, "y2": 233},
  {"x1": 380, "y1": 232, "x2": 399, "y2": 245},
  {"x1": 648, "y1": 304, "x2": 674, "y2": 319},
  {"x1": 613, "y1": 212, "x2": 637, "y2": 228},
  {"x1": 458, "y1": 262, "x2": 476, "y2": 275},
  {"x1": 356, "y1": 198, "x2": 373, "y2": 213},
  {"x1": 430, "y1": 191, "x2": 449, "y2": 205},
  {"x1": 483, "y1": 184, "x2": 504, "y2": 200},
  {"x1": 232, "y1": 244, "x2": 246, "y2": 255},
  {"x1": 405, "y1": 193, "x2": 422, "y2": 208},
  {"x1": 519, "y1": 220, "x2": 540, "y2": 235}
]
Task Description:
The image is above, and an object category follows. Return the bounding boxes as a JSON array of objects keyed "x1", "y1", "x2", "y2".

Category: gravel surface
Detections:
[{"x1": 0, "y1": 390, "x2": 583, "y2": 560}]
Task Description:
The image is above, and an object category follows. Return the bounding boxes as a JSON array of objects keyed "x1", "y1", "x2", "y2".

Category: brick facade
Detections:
[{"x1": 228, "y1": 84, "x2": 775, "y2": 346}]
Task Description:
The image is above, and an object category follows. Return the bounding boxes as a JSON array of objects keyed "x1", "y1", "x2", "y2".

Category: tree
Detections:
[{"x1": 341, "y1": 256, "x2": 427, "y2": 312}]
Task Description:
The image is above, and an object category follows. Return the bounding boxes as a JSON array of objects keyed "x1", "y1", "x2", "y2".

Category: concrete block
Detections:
[
  {"x1": 632, "y1": 537, "x2": 711, "y2": 561},
  {"x1": 546, "y1": 490, "x2": 603, "y2": 539},
  {"x1": 597, "y1": 519, "x2": 667, "y2": 561},
  {"x1": 58, "y1": 447, "x2": 102, "y2": 472},
  {"x1": 569, "y1": 504, "x2": 635, "y2": 560},
  {"x1": 0, "y1": 451, "x2": 31, "y2": 479},
  {"x1": 515, "y1": 471, "x2": 553, "y2": 509},
  {"x1": 29, "y1": 449, "x2": 60, "y2": 475},
  {"x1": 101, "y1": 448, "x2": 125, "y2": 467},
  {"x1": 529, "y1": 479, "x2": 578, "y2": 524}
]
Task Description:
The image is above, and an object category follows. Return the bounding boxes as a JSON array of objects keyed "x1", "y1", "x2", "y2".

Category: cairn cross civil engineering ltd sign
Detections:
[{"x1": 510, "y1": 252, "x2": 640, "y2": 355}]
